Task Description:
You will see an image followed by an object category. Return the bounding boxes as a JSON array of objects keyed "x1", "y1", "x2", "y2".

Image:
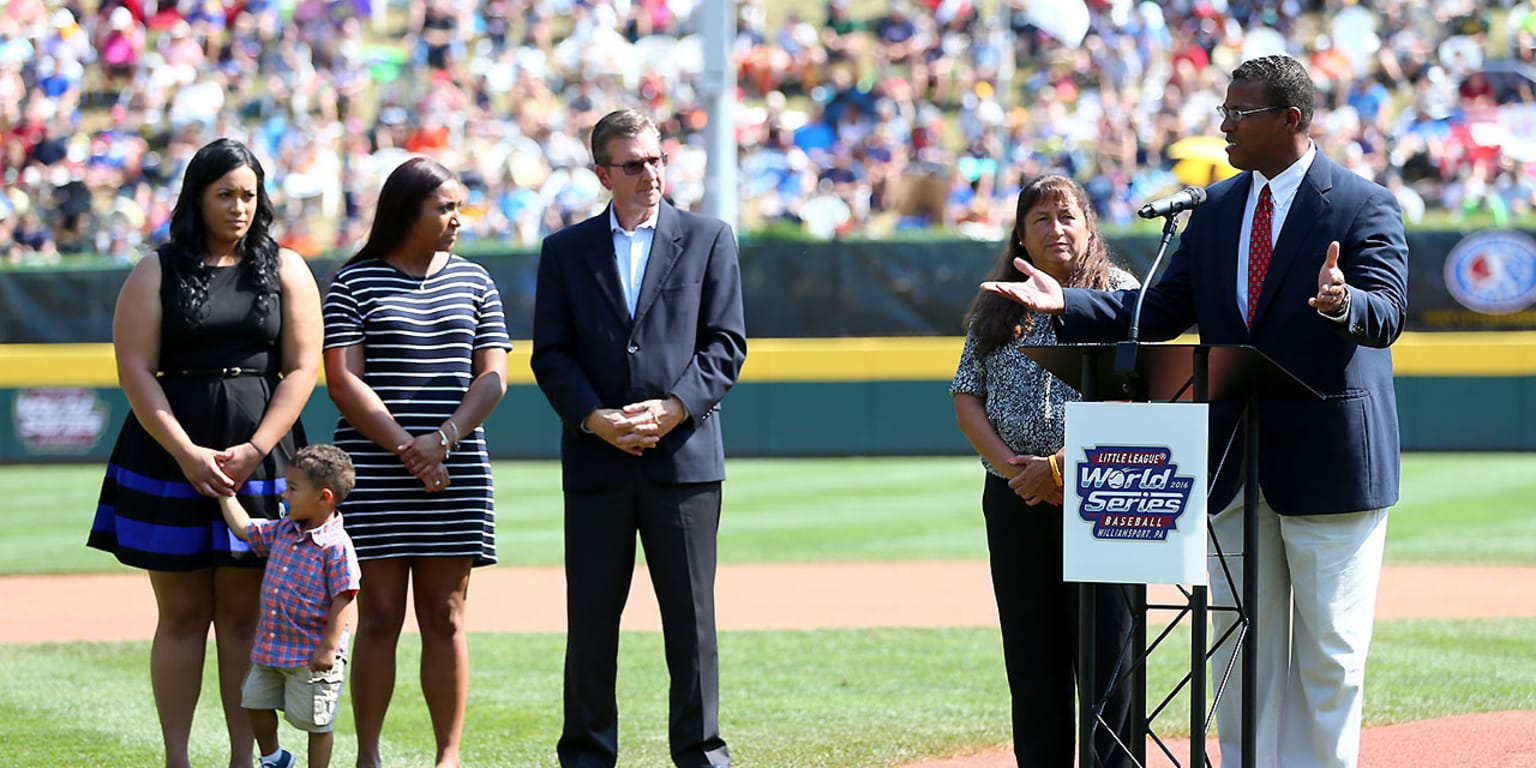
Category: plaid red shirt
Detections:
[{"x1": 245, "y1": 514, "x2": 361, "y2": 668}]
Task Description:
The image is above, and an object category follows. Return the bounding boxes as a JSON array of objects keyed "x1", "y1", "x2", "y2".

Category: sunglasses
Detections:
[{"x1": 600, "y1": 153, "x2": 668, "y2": 176}]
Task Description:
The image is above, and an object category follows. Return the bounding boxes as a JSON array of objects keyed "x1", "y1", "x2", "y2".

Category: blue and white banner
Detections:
[{"x1": 1063, "y1": 402, "x2": 1208, "y2": 585}]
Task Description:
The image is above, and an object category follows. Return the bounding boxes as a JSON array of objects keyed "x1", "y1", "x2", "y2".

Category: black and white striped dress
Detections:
[{"x1": 322, "y1": 256, "x2": 512, "y2": 565}]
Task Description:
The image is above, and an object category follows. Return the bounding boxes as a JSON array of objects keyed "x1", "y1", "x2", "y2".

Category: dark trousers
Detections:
[
  {"x1": 557, "y1": 476, "x2": 730, "y2": 768},
  {"x1": 982, "y1": 473, "x2": 1136, "y2": 768}
]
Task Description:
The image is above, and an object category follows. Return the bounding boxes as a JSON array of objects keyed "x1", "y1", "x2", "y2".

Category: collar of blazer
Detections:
[{"x1": 581, "y1": 200, "x2": 685, "y2": 328}]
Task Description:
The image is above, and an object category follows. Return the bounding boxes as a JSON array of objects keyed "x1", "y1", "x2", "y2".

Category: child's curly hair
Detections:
[{"x1": 290, "y1": 445, "x2": 356, "y2": 502}]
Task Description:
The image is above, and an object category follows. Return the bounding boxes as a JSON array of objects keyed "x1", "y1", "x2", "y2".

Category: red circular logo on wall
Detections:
[{"x1": 14, "y1": 388, "x2": 109, "y2": 454}]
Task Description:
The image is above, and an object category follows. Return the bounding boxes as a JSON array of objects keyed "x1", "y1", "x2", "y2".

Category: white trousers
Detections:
[{"x1": 1207, "y1": 489, "x2": 1389, "y2": 768}]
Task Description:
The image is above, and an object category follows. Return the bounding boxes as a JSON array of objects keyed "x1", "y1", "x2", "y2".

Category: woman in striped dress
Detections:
[{"x1": 321, "y1": 157, "x2": 510, "y2": 768}]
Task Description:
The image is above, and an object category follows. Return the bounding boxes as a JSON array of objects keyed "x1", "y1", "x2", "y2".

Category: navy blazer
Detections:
[
  {"x1": 1059, "y1": 154, "x2": 1408, "y2": 515},
  {"x1": 531, "y1": 202, "x2": 747, "y2": 492}
]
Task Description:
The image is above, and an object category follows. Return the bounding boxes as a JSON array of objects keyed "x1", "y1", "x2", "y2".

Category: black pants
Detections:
[
  {"x1": 557, "y1": 476, "x2": 730, "y2": 768},
  {"x1": 982, "y1": 473, "x2": 1136, "y2": 768}
]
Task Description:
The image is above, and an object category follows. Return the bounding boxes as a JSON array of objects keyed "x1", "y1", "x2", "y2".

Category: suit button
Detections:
[{"x1": 627, "y1": 344, "x2": 639, "y2": 355}]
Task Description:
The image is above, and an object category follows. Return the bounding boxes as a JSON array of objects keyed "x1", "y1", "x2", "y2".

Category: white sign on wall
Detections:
[{"x1": 1063, "y1": 402, "x2": 1208, "y2": 585}]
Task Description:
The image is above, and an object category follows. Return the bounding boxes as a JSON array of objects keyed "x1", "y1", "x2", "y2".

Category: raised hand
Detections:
[
  {"x1": 1308, "y1": 240, "x2": 1349, "y2": 315},
  {"x1": 981, "y1": 257, "x2": 1066, "y2": 314}
]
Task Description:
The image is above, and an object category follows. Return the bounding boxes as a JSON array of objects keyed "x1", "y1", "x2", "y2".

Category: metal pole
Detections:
[
  {"x1": 1191, "y1": 346, "x2": 1210, "y2": 768},
  {"x1": 698, "y1": 0, "x2": 738, "y2": 231},
  {"x1": 1242, "y1": 399, "x2": 1260, "y2": 768},
  {"x1": 1077, "y1": 348, "x2": 1100, "y2": 768},
  {"x1": 1131, "y1": 584, "x2": 1147, "y2": 766}
]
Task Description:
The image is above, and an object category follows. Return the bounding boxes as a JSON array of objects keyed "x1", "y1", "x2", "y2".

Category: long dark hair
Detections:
[
  {"x1": 160, "y1": 138, "x2": 280, "y2": 327},
  {"x1": 345, "y1": 156, "x2": 458, "y2": 266},
  {"x1": 963, "y1": 174, "x2": 1118, "y2": 357}
]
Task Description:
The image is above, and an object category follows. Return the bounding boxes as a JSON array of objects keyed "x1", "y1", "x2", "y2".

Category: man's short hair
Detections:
[
  {"x1": 1233, "y1": 55, "x2": 1316, "y2": 131},
  {"x1": 290, "y1": 444, "x2": 356, "y2": 502},
  {"x1": 590, "y1": 109, "x2": 659, "y2": 166}
]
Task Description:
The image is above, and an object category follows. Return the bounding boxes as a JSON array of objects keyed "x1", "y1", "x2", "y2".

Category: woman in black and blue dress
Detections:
[
  {"x1": 322, "y1": 156, "x2": 510, "y2": 768},
  {"x1": 88, "y1": 138, "x2": 323, "y2": 768},
  {"x1": 951, "y1": 175, "x2": 1138, "y2": 767}
]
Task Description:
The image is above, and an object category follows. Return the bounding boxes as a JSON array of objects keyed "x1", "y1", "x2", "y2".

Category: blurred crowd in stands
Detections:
[{"x1": 3, "y1": 0, "x2": 1536, "y2": 265}]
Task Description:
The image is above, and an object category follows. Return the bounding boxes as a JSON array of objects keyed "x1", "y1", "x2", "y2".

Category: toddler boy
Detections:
[{"x1": 219, "y1": 444, "x2": 361, "y2": 768}]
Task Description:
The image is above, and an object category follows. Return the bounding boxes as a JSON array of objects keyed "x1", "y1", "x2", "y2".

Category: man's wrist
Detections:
[
  {"x1": 667, "y1": 395, "x2": 689, "y2": 421},
  {"x1": 1320, "y1": 287, "x2": 1351, "y2": 321}
]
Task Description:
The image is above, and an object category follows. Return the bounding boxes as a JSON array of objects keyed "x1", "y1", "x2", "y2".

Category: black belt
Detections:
[{"x1": 159, "y1": 367, "x2": 274, "y2": 378}]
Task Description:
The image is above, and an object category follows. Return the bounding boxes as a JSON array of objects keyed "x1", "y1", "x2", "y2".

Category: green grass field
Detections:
[
  {"x1": 7, "y1": 454, "x2": 1536, "y2": 575},
  {"x1": 1, "y1": 456, "x2": 1533, "y2": 766}
]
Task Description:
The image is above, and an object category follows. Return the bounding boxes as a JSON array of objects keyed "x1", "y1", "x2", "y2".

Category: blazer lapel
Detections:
[
  {"x1": 580, "y1": 206, "x2": 631, "y2": 327},
  {"x1": 1210, "y1": 174, "x2": 1250, "y2": 332},
  {"x1": 1252, "y1": 157, "x2": 1332, "y2": 326},
  {"x1": 631, "y1": 202, "x2": 681, "y2": 326}
]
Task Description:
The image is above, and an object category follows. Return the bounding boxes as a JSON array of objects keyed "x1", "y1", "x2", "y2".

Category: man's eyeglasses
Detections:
[
  {"x1": 1217, "y1": 105, "x2": 1286, "y2": 123},
  {"x1": 600, "y1": 153, "x2": 669, "y2": 176}
]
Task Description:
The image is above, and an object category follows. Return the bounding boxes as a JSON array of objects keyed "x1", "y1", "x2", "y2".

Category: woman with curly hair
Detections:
[
  {"x1": 950, "y1": 174, "x2": 1139, "y2": 767},
  {"x1": 89, "y1": 137, "x2": 323, "y2": 768}
]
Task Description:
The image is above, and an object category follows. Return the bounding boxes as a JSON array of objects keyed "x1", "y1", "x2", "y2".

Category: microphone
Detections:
[
  {"x1": 1137, "y1": 186, "x2": 1207, "y2": 219},
  {"x1": 1116, "y1": 191, "x2": 1199, "y2": 375}
]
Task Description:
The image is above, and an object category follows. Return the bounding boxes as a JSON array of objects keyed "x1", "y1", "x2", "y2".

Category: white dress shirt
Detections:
[
  {"x1": 609, "y1": 205, "x2": 658, "y2": 318},
  {"x1": 1235, "y1": 142, "x2": 1316, "y2": 320}
]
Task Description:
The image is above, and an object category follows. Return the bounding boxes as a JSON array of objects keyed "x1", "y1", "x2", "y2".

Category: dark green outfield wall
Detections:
[
  {"x1": 9, "y1": 229, "x2": 1536, "y2": 343},
  {"x1": 5, "y1": 377, "x2": 1533, "y2": 464}
]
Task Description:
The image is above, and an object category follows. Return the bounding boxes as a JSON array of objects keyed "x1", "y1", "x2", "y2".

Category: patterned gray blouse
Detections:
[{"x1": 950, "y1": 267, "x2": 1139, "y2": 477}]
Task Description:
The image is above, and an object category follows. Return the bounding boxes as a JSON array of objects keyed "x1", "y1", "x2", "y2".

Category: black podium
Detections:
[{"x1": 1020, "y1": 342, "x2": 1321, "y2": 768}]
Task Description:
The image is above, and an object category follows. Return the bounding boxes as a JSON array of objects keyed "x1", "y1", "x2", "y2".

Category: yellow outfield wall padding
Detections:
[{"x1": 3, "y1": 333, "x2": 1536, "y2": 387}]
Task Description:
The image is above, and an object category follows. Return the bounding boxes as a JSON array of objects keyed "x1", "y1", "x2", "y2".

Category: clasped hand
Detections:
[
  {"x1": 1007, "y1": 454, "x2": 1064, "y2": 507},
  {"x1": 585, "y1": 397, "x2": 686, "y2": 456},
  {"x1": 396, "y1": 432, "x2": 452, "y2": 493},
  {"x1": 180, "y1": 443, "x2": 244, "y2": 498},
  {"x1": 183, "y1": 442, "x2": 282, "y2": 498}
]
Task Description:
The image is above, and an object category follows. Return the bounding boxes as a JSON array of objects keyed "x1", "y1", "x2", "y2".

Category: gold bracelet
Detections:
[{"x1": 1047, "y1": 453, "x2": 1064, "y2": 488}]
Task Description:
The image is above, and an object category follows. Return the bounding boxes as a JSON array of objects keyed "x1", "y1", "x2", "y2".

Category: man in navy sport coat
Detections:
[
  {"x1": 532, "y1": 109, "x2": 745, "y2": 768},
  {"x1": 982, "y1": 55, "x2": 1408, "y2": 768}
]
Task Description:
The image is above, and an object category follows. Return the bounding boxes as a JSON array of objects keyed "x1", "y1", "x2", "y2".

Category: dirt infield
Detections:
[
  {"x1": 6, "y1": 562, "x2": 1535, "y2": 642},
  {"x1": 903, "y1": 706, "x2": 1536, "y2": 768},
  {"x1": 908, "y1": 710, "x2": 1536, "y2": 768},
  {"x1": 5, "y1": 562, "x2": 1535, "y2": 766}
]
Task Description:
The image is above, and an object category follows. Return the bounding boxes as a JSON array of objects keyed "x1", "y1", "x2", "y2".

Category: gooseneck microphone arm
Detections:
[{"x1": 1115, "y1": 204, "x2": 1194, "y2": 377}]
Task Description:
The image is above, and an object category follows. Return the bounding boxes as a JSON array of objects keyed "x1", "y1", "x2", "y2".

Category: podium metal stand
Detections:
[{"x1": 1021, "y1": 342, "x2": 1321, "y2": 768}]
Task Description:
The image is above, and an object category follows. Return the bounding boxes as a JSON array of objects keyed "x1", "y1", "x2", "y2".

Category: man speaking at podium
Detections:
[{"x1": 981, "y1": 55, "x2": 1408, "y2": 768}]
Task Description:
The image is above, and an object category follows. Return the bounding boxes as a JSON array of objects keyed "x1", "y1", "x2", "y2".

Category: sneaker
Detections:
[{"x1": 259, "y1": 749, "x2": 294, "y2": 768}]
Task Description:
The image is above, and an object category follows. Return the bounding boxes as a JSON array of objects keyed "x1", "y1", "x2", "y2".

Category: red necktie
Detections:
[{"x1": 1246, "y1": 183, "x2": 1274, "y2": 326}]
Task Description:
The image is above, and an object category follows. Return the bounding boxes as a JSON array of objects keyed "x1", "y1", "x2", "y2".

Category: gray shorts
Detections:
[{"x1": 240, "y1": 658, "x2": 346, "y2": 733}]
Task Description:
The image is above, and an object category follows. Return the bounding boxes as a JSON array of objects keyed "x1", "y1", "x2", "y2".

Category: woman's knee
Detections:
[
  {"x1": 152, "y1": 577, "x2": 215, "y2": 635},
  {"x1": 413, "y1": 597, "x2": 467, "y2": 640},
  {"x1": 157, "y1": 603, "x2": 214, "y2": 636}
]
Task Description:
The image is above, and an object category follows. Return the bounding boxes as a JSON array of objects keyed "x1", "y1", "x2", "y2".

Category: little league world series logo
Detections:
[{"x1": 1076, "y1": 446, "x2": 1195, "y2": 541}]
